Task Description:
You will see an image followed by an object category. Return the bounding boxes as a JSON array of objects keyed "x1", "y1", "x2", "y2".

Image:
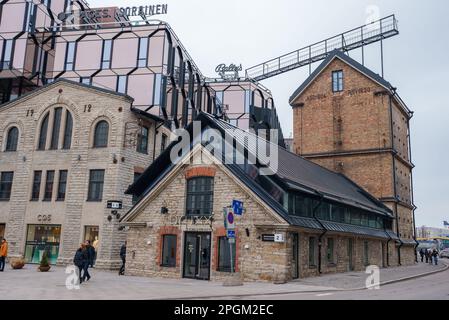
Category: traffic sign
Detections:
[
  {"x1": 232, "y1": 200, "x2": 244, "y2": 215},
  {"x1": 227, "y1": 210, "x2": 235, "y2": 229},
  {"x1": 227, "y1": 230, "x2": 236, "y2": 239}
]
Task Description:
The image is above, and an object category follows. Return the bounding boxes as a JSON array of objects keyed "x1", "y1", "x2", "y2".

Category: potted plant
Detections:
[
  {"x1": 38, "y1": 251, "x2": 51, "y2": 272},
  {"x1": 10, "y1": 257, "x2": 25, "y2": 270}
]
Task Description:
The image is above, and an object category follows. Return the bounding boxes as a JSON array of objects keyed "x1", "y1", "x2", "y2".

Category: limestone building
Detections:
[
  {"x1": 289, "y1": 50, "x2": 417, "y2": 265},
  {"x1": 0, "y1": 79, "x2": 170, "y2": 268},
  {"x1": 121, "y1": 113, "x2": 403, "y2": 282}
]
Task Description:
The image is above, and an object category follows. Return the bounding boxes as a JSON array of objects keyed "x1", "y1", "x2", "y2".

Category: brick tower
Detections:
[{"x1": 289, "y1": 50, "x2": 416, "y2": 265}]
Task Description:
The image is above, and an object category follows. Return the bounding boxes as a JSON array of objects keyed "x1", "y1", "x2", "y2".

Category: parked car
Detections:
[{"x1": 439, "y1": 249, "x2": 449, "y2": 259}]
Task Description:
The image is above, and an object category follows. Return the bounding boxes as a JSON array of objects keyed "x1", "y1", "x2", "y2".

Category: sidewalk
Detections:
[{"x1": 0, "y1": 260, "x2": 447, "y2": 300}]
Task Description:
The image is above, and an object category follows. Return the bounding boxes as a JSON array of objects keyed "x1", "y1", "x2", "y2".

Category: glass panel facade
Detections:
[
  {"x1": 87, "y1": 170, "x2": 104, "y2": 201},
  {"x1": 137, "y1": 37, "x2": 149, "y2": 67},
  {"x1": 2, "y1": 40, "x2": 13, "y2": 69},
  {"x1": 24, "y1": 225, "x2": 61, "y2": 264},
  {"x1": 101, "y1": 40, "x2": 112, "y2": 69},
  {"x1": 161, "y1": 235, "x2": 177, "y2": 267},
  {"x1": 217, "y1": 236, "x2": 236, "y2": 272},
  {"x1": 186, "y1": 177, "x2": 214, "y2": 216},
  {"x1": 65, "y1": 42, "x2": 76, "y2": 71},
  {"x1": 117, "y1": 75, "x2": 127, "y2": 94}
]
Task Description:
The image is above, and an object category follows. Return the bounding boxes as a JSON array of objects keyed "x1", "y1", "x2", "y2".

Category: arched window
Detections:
[
  {"x1": 38, "y1": 113, "x2": 49, "y2": 150},
  {"x1": 5, "y1": 127, "x2": 19, "y2": 151},
  {"x1": 93, "y1": 121, "x2": 109, "y2": 148},
  {"x1": 63, "y1": 112, "x2": 73, "y2": 149}
]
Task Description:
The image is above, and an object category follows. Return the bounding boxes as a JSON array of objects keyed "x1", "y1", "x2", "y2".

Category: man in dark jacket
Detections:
[
  {"x1": 119, "y1": 242, "x2": 126, "y2": 276},
  {"x1": 73, "y1": 244, "x2": 87, "y2": 284},
  {"x1": 86, "y1": 240, "x2": 96, "y2": 268},
  {"x1": 419, "y1": 248, "x2": 425, "y2": 262},
  {"x1": 82, "y1": 240, "x2": 92, "y2": 282}
]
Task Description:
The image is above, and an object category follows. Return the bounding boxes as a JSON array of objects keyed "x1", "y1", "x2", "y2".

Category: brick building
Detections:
[
  {"x1": 121, "y1": 113, "x2": 403, "y2": 282},
  {"x1": 289, "y1": 50, "x2": 417, "y2": 265},
  {"x1": 0, "y1": 79, "x2": 171, "y2": 268}
]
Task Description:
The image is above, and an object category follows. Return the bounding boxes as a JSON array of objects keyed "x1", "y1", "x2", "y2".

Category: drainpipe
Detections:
[{"x1": 311, "y1": 192, "x2": 326, "y2": 274}]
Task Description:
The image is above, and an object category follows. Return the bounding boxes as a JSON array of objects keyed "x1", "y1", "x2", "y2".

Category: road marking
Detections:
[{"x1": 316, "y1": 293, "x2": 333, "y2": 297}]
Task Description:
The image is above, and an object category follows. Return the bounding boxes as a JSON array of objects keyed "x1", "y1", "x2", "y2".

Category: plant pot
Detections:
[
  {"x1": 38, "y1": 265, "x2": 51, "y2": 272},
  {"x1": 10, "y1": 258, "x2": 25, "y2": 270}
]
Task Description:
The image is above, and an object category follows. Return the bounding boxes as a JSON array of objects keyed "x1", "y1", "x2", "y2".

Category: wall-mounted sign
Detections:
[
  {"x1": 119, "y1": 4, "x2": 168, "y2": 17},
  {"x1": 232, "y1": 200, "x2": 244, "y2": 216},
  {"x1": 37, "y1": 214, "x2": 52, "y2": 222},
  {"x1": 107, "y1": 201, "x2": 123, "y2": 210},
  {"x1": 274, "y1": 234, "x2": 285, "y2": 243},
  {"x1": 261, "y1": 234, "x2": 275, "y2": 242},
  {"x1": 215, "y1": 64, "x2": 243, "y2": 81}
]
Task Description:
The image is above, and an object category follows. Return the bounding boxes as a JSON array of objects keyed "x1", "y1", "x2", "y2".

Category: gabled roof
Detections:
[
  {"x1": 288, "y1": 50, "x2": 412, "y2": 116},
  {"x1": 0, "y1": 78, "x2": 134, "y2": 111},
  {"x1": 123, "y1": 112, "x2": 395, "y2": 239}
]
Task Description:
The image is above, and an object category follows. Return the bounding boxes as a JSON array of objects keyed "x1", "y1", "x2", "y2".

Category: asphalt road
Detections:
[{"x1": 217, "y1": 265, "x2": 449, "y2": 300}]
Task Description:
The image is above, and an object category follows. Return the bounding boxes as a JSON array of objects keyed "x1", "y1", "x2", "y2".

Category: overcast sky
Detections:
[{"x1": 91, "y1": 0, "x2": 449, "y2": 228}]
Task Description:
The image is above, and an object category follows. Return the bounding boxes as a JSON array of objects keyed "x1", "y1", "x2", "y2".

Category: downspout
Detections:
[
  {"x1": 311, "y1": 192, "x2": 326, "y2": 274},
  {"x1": 388, "y1": 93, "x2": 402, "y2": 265},
  {"x1": 152, "y1": 122, "x2": 165, "y2": 162}
]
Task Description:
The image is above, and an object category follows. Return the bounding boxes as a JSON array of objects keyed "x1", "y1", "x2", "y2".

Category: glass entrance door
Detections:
[{"x1": 183, "y1": 232, "x2": 211, "y2": 280}]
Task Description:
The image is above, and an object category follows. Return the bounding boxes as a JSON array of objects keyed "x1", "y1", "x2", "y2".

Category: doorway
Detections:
[
  {"x1": 348, "y1": 238, "x2": 354, "y2": 271},
  {"x1": 291, "y1": 233, "x2": 299, "y2": 279},
  {"x1": 183, "y1": 232, "x2": 211, "y2": 280}
]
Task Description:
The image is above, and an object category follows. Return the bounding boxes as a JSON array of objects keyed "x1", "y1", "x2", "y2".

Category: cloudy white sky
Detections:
[{"x1": 91, "y1": 0, "x2": 449, "y2": 228}]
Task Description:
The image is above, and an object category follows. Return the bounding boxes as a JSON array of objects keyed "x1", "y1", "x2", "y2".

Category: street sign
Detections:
[
  {"x1": 227, "y1": 210, "x2": 235, "y2": 229},
  {"x1": 227, "y1": 230, "x2": 236, "y2": 239},
  {"x1": 232, "y1": 200, "x2": 244, "y2": 216},
  {"x1": 107, "y1": 201, "x2": 122, "y2": 209},
  {"x1": 262, "y1": 234, "x2": 275, "y2": 242},
  {"x1": 274, "y1": 234, "x2": 285, "y2": 243}
]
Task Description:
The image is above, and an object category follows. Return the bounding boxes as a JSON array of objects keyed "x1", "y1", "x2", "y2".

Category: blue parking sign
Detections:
[
  {"x1": 227, "y1": 230, "x2": 236, "y2": 239},
  {"x1": 232, "y1": 200, "x2": 244, "y2": 215}
]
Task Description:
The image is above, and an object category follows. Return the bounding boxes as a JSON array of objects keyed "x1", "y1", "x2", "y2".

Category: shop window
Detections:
[
  {"x1": 87, "y1": 170, "x2": 105, "y2": 202},
  {"x1": 0, "y1": 172, "x2": 13, "y2": 201},
  {"x1": 161, "y1": 235, "x2": 177, "y2": 267},
  {"x1": 57, "y1": 170, "x2": 68, "y2": 201},
  {"x1": 327, "y1": 238, "x2": 335, "y2": 264},
  {"x1": 5, "y1": 126, "x2": 19, "y2": 151},
  {"x1": 24, "y1": 225, "x2": 61, "y2": 264},
  {"x1": 309, "y1": 237, "x2": 317, "y2": 267},
  {"x1": 332, "y1": 70, "x2": 344, "y2": 92},
  {"x1": 43, "y1": 170, "x2": 55, "y2": 201},
  {"x1": 93, "y1": 121, "x2": 109, "y2": 148},
  {"x1": 363, "y1": 241, "x2": 369, "y2": 266},
  {"x1": 101, "y1": 40, "x2": 112, "y2": 69},
  {"x1": 84, "y1": 226, "x2": 99, "y2": 244},
  {"x1": 217, "y1": 236, "x2": 236, "y2": 272},
  {"x1": 136, "y1": 126, "x2": 149, "y2": 154},
  {"x1": 31, "y1": 171, "x2": 42, "y2": 201},
  {"x1": 186, "y1": 177, "x2": 214, "y2": 216}
]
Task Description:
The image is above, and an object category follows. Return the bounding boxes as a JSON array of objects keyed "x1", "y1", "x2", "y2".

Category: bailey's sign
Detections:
[
  {"x1": 58, "y1": 4, "x2": 168, "y2": 23},
  {"x1": 215, "y1": 63, "x2": 243, "y2": 80}
]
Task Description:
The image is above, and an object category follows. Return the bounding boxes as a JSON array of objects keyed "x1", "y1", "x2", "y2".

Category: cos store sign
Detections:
[{"x1": 37, "y1": 215, "x2": 52, "y2": 222}]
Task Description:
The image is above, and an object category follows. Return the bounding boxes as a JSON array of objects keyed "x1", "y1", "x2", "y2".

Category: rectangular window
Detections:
[
  {"x1": 24, "y1": 2, "x2": 35, "y2": 32},
  {"x1": 0, "y1": 172, "x2": 14, "y2": 201},
  {"x1": 186, "y1": 177, "x2": 214, "y2": 216},
  {"x1": 161, "y1": 235, "x2": 177, "y2": 267},
  {"x1": 161, "y1": 133, "x2": 168, "y2": 153},
  {"x1": 153, "y1": 74, "x2": 163, "y2": 105},
  {"x1": 50, "y1": 107, "x2": 62, "y2": 150},
  {"x1": 137, "y1": 37, "x2": 149, "y2": 67},
  {"x1": 215, "y1": 91, "x2": 224, "y2": 105},
  {"x1": 244, "y1": 90, "x2": 251, "y2": 113},
  {"x1": 57, "y1": 170, "x2": 68, "y2": 201},
  {"x1": 101, "y1": 40, "x2": 112, "y2": 69},
  {"x1": 327, "y1": 238, "x2": 335, "y2": 264},
  {"x1": 136, "y1": 126, "x2": 149, "y2": 154},
  {"x1": 332, "y1": 70, "x2": 344, "y2": 92},
  {"x1": 132, "y1": 172, "x2": 141, "y2": 205},
  {"x1": 65, "y1": 42, "x2": 76, "y2": 71},
  {"x1": 117, "y1": 75, "x2": 128, "y2": 94},
  {"x1": 363, "y1": 241, "x2": 369, "y2": 266},
  {"x1": 309, "y1": 237, "x2": 317, "y2": 267},
  {"x1": 2, "y1": 40, "x2": 13, "y2": 69},
  {"x1": 80, "y1": 77, "x2": 91, "y2": 85},
  {"x1": 43, "y1": 170, "x2": 55, "y2": 201},
  {"x1": 217, "y1": 236, "x2": 236, "y2": 272},
  {"x1": 87, "y1": 170, "x2": 105, "y2": 201},
  {"x1": 31, "y1": 171, "x2": 42, "y2": 201}
]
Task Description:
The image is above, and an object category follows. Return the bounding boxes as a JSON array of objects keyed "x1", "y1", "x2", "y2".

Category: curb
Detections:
[{"x1": 171, "y1": 262, "x2": 449, "y2": 300}]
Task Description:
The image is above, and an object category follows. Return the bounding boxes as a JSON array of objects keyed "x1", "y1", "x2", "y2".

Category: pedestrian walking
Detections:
[
  {"x1": 73, "y1": 244, "x2": 86, "y2": 284},
  {"x1": 432, "y1": 249, "x2": 439, "y2": 266},
  {"x1": 419, "y1": 248, "x2": 425, "y2": 262},
  {"x1": 86, "y1": 240, "x2": 96, "y2": 268},
  {"x1": 81, "y1": 242, "x2": 91, "y2": 282},
  {"x1": 119, "y1": 241, "x2": 126, "y2": 276},
  {"x1": 0, "y1": 238, "x2": 8, "y2": 272},
  {"x1": 427, "y1": 249, "x2": 433, "y2": 264}
]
